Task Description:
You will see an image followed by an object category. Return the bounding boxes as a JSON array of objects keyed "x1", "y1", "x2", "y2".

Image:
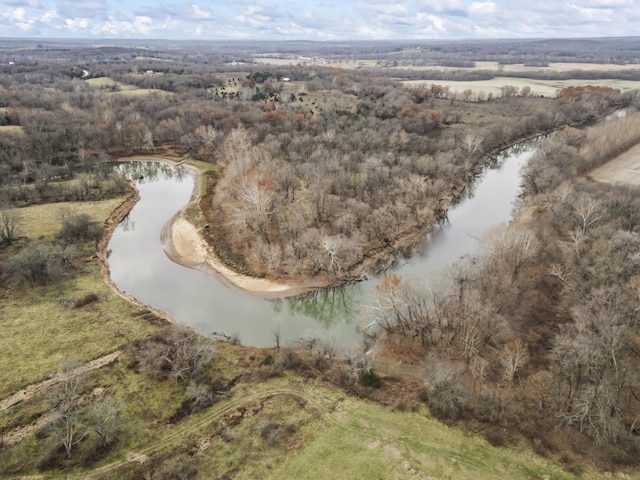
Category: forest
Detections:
[{"x1": 1, "y1": 37, "x2": 640, "y2": 477}]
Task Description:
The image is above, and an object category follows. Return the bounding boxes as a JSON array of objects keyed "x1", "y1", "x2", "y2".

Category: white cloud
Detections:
[
  {"x1": 192, "y1": 5, "x2": 211, "y2": 20},
  {"x1": 579, "y1": 0, "x2": 632, "y2": 6},
  {"x1": 7, "y1": 6, "x2": 26, "y2": 21},
  {"x1": 41, "y1": 9, "x2": 57, "y2": 24},
  {"x1": 427, "y1": 14, "x2": 445, "y2": 32},
  {"x1": 0, "y1": 0, "x2": 41, "y2": 7},
  {"x1": 468, "y1": 1, "x2": 497, "y2": 14},
  {"x1": 0, "y1": 0, "x2": 639, "y2": 40},
  {"x1": 65, "y1": 17, "x2": 90, "y2": 29}
]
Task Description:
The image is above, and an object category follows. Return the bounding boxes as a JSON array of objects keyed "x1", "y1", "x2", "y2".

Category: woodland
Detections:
[{"x1": 1, "y1": 38, "x2": 640, "y2": 477}]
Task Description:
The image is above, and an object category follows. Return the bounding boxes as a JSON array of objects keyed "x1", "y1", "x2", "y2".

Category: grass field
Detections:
[
  {"x1": 0, "y1": 125, "x2": 24, "y2": 134},
  {"x1": 2, "y1": 161, "x2": 639, "y2": 478},
  {"x1": 17, "y1": 197, "x2": 126, "y2": 240},
  {"x1": 0, "y1": 196, "x2": 159, "y2": 400},
  {"x1": 403, "y1": 76, "x2": 640, "y2": 98},
  {"x1": 85, "y1": 77, "x2": 173, "y2": 96},
  {"x1": 590, "y1": 142, "x2": 640, "y2": 185}
]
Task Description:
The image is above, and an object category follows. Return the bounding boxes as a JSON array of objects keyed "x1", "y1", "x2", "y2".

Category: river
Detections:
[{"x1": 107, "y1": 141, "x2": 537, "y2": 348}]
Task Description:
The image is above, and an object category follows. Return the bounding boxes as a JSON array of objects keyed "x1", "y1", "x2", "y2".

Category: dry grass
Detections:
[
  {"x1": 85, "y1": 77, "x2": 173, "y2": 97},
  {"x1": 0, "y1": 195, "x2": 159, "y2": 399},
  {"x1": 403, "y1": 77, "x2": 640, "y2": 98},
  {"x1": 589, "y1": 142, "x2": 640, "y2": 185},
  {"x1": 0, "y1": 125, "x2": 24, "y2": 134},
  {"x1": 17, "y1": 197, "x2": 126, "y2": 240}
]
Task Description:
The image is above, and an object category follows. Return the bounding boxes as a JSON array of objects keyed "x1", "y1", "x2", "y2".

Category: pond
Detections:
[{"x1": 107, "y1": 141, "x2": 537, "y2": 348}]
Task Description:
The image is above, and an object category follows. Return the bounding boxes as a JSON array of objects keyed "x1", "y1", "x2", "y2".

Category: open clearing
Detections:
[
  {"x1": 85, "y1": 77, "x2": 173, "y2": 96},
  {"x1": 17, "y1": 197, "x2": 126, "y2": 240},
  {"x1": 410, "y1": 61, "x2": 640, "y2": 73},
  {"x1": 0, "y1": 125, "x2": 24, "y2": 134},
  {"x1": 0, "y1": 196, "x2": 156, "y2": 400},
  {"x1": 403, "y1": 76, "x2": 640, "y2": 97},
  {"x1": 589, "y1": 142, "x2": 640, "y2": 185}
]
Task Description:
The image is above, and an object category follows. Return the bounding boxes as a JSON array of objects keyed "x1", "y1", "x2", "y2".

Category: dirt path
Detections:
[
  {"x1": 3, "y1": 409, "x2": 60, "y2": 447},
  {"x1": 0, "y1": 351, "x2": 122, "y2": 414},
  {"x1": 69, "y1": 381, "x2": 337, "y2": 479},
  {"x1": 589, "y1": 143, "x2": 640, "y2": 185}
]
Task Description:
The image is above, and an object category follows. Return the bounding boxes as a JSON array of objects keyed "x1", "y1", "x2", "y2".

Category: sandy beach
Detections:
[{"x1": 157, "y1": 163, "x2": 330, "y2": 299}]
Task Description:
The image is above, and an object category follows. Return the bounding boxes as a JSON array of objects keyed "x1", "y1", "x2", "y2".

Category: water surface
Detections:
[{"x1": 108, "y1": 142, "x2": 536, "y2": 348}]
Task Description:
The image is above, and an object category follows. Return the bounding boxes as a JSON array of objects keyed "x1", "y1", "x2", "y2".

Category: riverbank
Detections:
[
  {"x1": 96, "y1": 158, "x2": 177, "y2": 323},
  {"x1": 160, "y1": 210, "x2": 330, "y2": 298}
]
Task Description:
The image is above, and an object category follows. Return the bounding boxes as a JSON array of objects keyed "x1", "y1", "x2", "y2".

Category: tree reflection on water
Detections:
[
  {"x1": 114, "y1": 161, "x2": 188, "y2": 183},
  {"x1": 271, "y1": 284, "x2": 361, "y2": 329}
]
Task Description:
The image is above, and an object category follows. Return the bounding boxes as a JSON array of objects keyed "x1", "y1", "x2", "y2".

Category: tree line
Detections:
[{"x1": 364, "y1": 111, "x2": 640, "y2": 469}]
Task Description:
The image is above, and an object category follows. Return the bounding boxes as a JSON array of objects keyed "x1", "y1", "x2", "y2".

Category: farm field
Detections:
[
  {"x1": 590, "y1": 142, "x2": 640, "y2": 185},
  {"x1": 402, "y1": 76, "x2": 640, "y2": 97},
  {"x1": 0, "y1": 125, "x2": 23, "y2": 134},
  {"x1": 85, "y1": 77, "x2": 173, "y2": 96}
]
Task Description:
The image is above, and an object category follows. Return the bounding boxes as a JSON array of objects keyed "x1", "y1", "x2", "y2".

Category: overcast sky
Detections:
[{"x1": 1, "y1": 0, "x2": 638, "y2": 40}]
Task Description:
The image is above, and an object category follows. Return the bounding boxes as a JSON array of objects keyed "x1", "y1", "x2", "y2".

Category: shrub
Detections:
[
  {"x1": 4, "y1": 241, "x2": 76, "y2": 285},
  {"x1": 74, "y1": 293, "x2": 99, "y2": 308},
  {"x1": 57, "y1": 210, "x2": 102, "y2": 243}
]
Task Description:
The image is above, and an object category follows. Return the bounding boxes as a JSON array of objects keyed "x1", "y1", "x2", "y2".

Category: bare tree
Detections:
[
  {"x1": 424, "y1": 355, "x2": 466, "y2": 419},
  {"x1": 573, "y1": 195, "x2": 604, "y2": 233},
  {"x1": 499, "y1": 338, "x2": 529, "y2": 387},
  {"x1": 0, "y1": 205, "x2": 20, "y2": 245},
  {"x1": 50, "y1": 361, "x2": 87, "y2": 459},
  {"x1": 320, "y1": 235, "x2": 342, "y2": 273},
  {"x1": 87, "y1": 395, "x2": 122, "y2": 448},
  {"x1": 342, "y1": 343, "x2": 377, "y2": 384}
]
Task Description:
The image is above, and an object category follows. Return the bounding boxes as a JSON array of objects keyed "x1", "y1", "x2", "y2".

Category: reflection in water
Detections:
[
  {"x1": 108, "y1": 139, "x2": 538, "y2": 347},
  {"x1": 114, "y1": 161, "x2": 187, "y2": 184},
  {"x1": 119, "y1": 212, "x2": 135, "y2": 232},
  {"x1": 274, "y1": 284, "x2": 361, "y2": 329}
]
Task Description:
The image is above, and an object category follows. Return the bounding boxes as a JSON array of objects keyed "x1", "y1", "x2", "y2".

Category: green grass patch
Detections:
[
  {"x1": 0, "y1": 194, "x2": 158, "y2": 399},
  {"x1": 16, "y1": 196, "x2": 126, "y2": 241},
  {"x1": 267, "y1": 391, "x2": 615, "y2": 480},
  {"x1": 188, "y1": 159, "x2": 219, "y2": 174},
  {"x1": 0, "y1": 264, "x2": 157, "y2": 400}
]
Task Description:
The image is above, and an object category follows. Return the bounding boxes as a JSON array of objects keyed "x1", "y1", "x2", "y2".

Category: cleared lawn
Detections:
[{"x1": 589, "y1": 142, "x2": 640, "y2": 185}]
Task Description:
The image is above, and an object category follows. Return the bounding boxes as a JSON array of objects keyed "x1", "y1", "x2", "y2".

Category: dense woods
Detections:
[
  {"x1": 366, "y1": 113, "x2": 640, "y2": 469},
  {"x1": 1, "y1": 40, "x2": 632, "y2": 286}
]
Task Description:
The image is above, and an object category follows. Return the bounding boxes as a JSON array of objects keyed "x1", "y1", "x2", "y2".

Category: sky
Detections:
[{"x1": 0, "y1": 0, "x2": 639, "y2": 40}]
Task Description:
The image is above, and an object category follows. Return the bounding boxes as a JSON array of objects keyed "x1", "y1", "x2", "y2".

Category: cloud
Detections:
[
  {"x1": 468, "y1": 1, "x2": 497, "y2": 15},
  {"x1": 192, "y1": 4, "x2": 212, "y2": 19},
  {"x1": 0, "y1": 0, "x2": 41, "y2": 7},
  {"x1": 55, "y1": 0, "x2": 110, "y2": 20},
  {"x1": 579, "y1": 0, "x2": 632, "y2": 6},
  {"x1": 0, "y1": 0, "x2": 639, "y2": 40}
]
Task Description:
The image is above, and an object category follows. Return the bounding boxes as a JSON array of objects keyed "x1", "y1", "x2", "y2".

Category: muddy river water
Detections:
[{"x1": 108, "y1": 141, "x2": 537, "y2": 348}]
